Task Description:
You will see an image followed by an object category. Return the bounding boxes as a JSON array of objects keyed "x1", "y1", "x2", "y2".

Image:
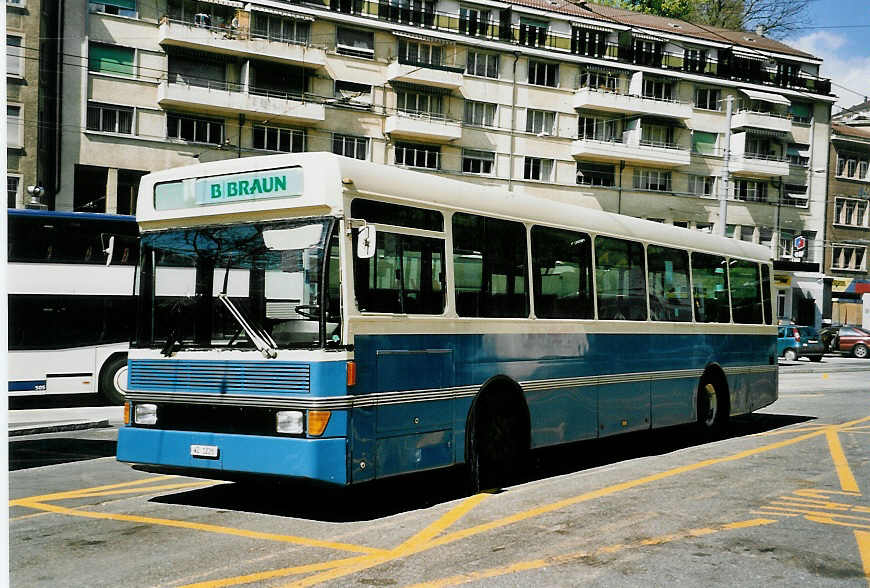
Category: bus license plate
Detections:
[{"x1": 190, "y1": 444, "x2": 219, "y2": 459}]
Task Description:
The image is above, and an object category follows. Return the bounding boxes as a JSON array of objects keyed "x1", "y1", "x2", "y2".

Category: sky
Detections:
[{"x1": 783, "y1": 0, "x2": 870, "y2": 113}]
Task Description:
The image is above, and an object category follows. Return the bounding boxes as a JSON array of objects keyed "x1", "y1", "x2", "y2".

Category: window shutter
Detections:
[
  {"x1": 102, "y1": 0, "x2": 137, "y2": 9},
  {"x1": 89, "y1": 44, "x2": 134, "y2": 76}
]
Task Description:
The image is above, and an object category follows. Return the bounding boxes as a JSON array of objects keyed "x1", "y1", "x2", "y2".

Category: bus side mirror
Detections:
[{"x1": 356, "y1": 225, "x2": 376, "y2": 259}]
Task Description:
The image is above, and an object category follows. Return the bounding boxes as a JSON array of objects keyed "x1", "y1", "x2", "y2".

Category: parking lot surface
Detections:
[{"x1": 9, "y1": 367, "x2": 870, "y2": 587}]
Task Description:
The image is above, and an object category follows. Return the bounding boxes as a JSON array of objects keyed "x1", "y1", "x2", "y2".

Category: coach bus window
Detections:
[
  {"x1": 354, "y1": 231, "x2": 445, "y2": 314},
  {"x1": 453, "y1": 213, "x2": 529, "y2": 318},
  {"x1": 351, "y1": 199, "x2": 443, "y2": 231},
  {"x1": 531, "y1": 226, "x2": 593, "y2": 319},
  {"x1": 647, "y1": 245, "x2": 691, "y2": 322},
  {"x1": 729, "y1": 259, "x2": 764, "y2": 324},
  {"x1": 691, "y1": 252, "x2": 730, "y2": 323},
  {"x1": 8, "y1": 214, "x2": 138, "y2": 264},
  {"x1": 594, "y1": 236, "x2": 647, "y2": 321},
  {"x1": 9, "y1": 295, "x2": 134, "y2": 350},
  {"x1": 761, "y1": 264, "x2": 773, "y2": 325}
]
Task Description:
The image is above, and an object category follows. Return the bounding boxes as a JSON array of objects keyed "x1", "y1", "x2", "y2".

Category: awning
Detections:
[
  {"x1": 747, "y1": 128, "x2": 789, "y2": 138},
  {"x1": 200, "y1": 0, "x2": 244, "y2": 7},
  {"x1": 390, "y1": 80, "x2": 453, "y2": 96},
  {"x1": 740, "y1": 89, "x2": 791, "y2": 106},
  {"x1": 632, "y1": 32, "x2": 662, "y2": 41},
  {"x1": 248, "y1": 4, "x2": 314, "y2": 21},
  {"x1": 583, "y1": 64, "x2": 626, "y2": 74},
  {"x1": 394, "y1": 30, "x2": 451, "y2": 45},
  {"x1": 572, "y1": 22, "x2": 612, "y2": 33}
]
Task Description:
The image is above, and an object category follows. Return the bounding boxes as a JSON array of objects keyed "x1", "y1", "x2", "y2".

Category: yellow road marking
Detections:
[
  {"x1": 398, "y1": 492, "x2": 490, "y2": 551},
  {"x1": 179, "y1": 556, "x2": 373, "y2": 588},
  {"x1": 826, "y1": 430, "x2": 861, "y2": 493},
  {"x1": 856, "y1": 531, "x2": 870, "y2": 586},
  {"x1": 15, "y1": 500, "x2": 387, "y2": 555},
  {"x1": 757, "y1": 505, "x2": 870, "y2": 524},
  {"x1": 10, "y1": 475, "x2": 183, "y2": 504},
  {"x1": 407, "y1": 518, "x2": 778, "y2": 588}
]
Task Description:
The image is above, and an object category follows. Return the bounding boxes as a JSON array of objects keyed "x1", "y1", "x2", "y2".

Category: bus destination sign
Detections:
[{"x1": 194, "y1": 168, "x2": 303, "y2": 205}]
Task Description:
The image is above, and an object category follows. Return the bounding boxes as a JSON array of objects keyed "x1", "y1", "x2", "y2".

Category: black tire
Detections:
[
  {"x1": 783, "y1": 348, "x2": 798, "y2": 362},
  {"x1": 854, "y1": 344, "x2": 868, "y2": 359},
  {"x1": 809, "y1": 355, "x2": 823, "y2": 362},
  {"x1": 99, "y1": 355, "x2": 129, "y2": 405},
  {"x1": 697, "y1": 375, "x2": 728, "y2": 439},
  {"x1": 467, "y1": 390, "x2": 529, "y2": 494}
]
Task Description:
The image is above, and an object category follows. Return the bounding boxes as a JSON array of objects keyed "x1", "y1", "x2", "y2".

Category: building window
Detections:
[
  {"x1": 253, "y1": 125, "x2": 305, "y2": 153},
  {"x1": 74, "y1": 165, "x2": 109, "y2": 212},
  {"x1": 88, "y1": 43, "x2": 135, "y2": 76},
  {"x1": 683, "y1": 48, "x2": 707, "y2": 73},
  {"x1": 7, "y1": 105, "x2": 23, "y2": 148},
  {"x1": 781, "y1": 184, "x2": 808, "y2": 208},
  {"x1": 523, "y1": 157, "x2": 553, "y2": 181},
  {"x1": 633, "y1": 168, "x2": 672, "y2": 192},
  {"x1": 732, "y1": 179, "x2": 768, "y2": 202},
  {"x1": 688, "y1": 174, "x2": 715, "y2": 197},
  {"x1": 694, "y1": 88, "x2": 721, "y2": 111},
  {"x1": 466, "y1": 51, "x2": 498, "y2": 78},
  {"x1": 332, "y1": 133, "x2": 368, "y2": 159},
  {"x1": 463, "y1": 100, "x2": 496, "y2": 126},
  {"x1": 789, "y1": 102, "x2": 812, "y2": 124},
  {"x1": 462, "y1": 149, "x2": 495, "y2": 174},
  {"x1": 7, "y1": 34, "x2": 24, "y2": 76},
  {"x1": 86, "y1": 102, "x2": 133, "y2": 134},
  {"x1": 641, "y1": 123, "x2": 675, "y2": 147},
  {"x1": 576, "y1": 161, "x2": 615, "y2": 187},
  {"x1": 528, "y1": 60, "x2": 558, "y2": 87},
  {"x1": 632, "y1": 38, "x2": 663, "y2": 67},
  {"x1": 834, "y1": 197, "x2": 869, "y2": 227},
  {"x1": 398, "y1": 39, "x2": 442, "y2": 67},
  {"x1": 251, "y1": 12, "x2": 310, "y2": 44},
  {"x1": 396, "y1": 142, "x2": 440, "y2": 169},
  {"x1": 336, "y1": 27, "x2": 374, "y2": 58},
  {"x1": 745, "y1": 136, "x2": 776, "y2": 159},
  {"x1": 642, "y1": 78, "x2": 673, "y2": 101},
  {"x1": 397, "y1": 89, "x2": 442, "y2": 118},
  {"x1": 8, "y1": 176, "x2": 21, "y2": 208},
  {"x1": 519, "y1": 17, "x2": 548, "y2": 48},
  {"x1": 334, "y1": 80, "x2": 372, "y2": 108},
  {"x1": 786, "y1": 143, "x2": 809, "y2": 166},
  {"x1": 526, "y1": 109, "x2": 555, "y2": 135},
  {"x1": 578, "y1": 115, "x2": 619, "y2": 141},
  {"x1": 166, "y1": 113, "x2": 223, "y2": 145},
  {"x1": 459, "y1": 6, "x2": 490, "y2": 36},
  {"x1": 691, "y1": 131, "x2": 717, "y2": 155},
  {"x1": 89, "y1": 1, "x2": 138, "y2": 17},
  {"x1": 695, "y1": 222, "x2": 713, "y2": 233},
  {"x1": 378, "y1": 0, "x2": 436, "y2": 27},
  {"x1": 579, "y1": 70, "x2": 619, "y2": 92},
  {"x1": 831, "y1": 245, "x2": 867, "y2": 271},
  {"x1": 571, "y1": 27, "x2": 606, "y2": 57}
]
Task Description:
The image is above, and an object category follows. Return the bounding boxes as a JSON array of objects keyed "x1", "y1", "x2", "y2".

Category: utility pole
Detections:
[{"x1": 718, "y1": 95, "x2": 734, "y2": 236}]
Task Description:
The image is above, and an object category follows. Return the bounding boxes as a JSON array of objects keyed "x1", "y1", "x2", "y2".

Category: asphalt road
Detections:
[{"x1": 9, "y1": 367, "x2": 870, "y2": 587}]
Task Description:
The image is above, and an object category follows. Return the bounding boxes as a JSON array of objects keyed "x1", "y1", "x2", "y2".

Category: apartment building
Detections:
[
  {"x1": 6, "y1": 0, "x2": 60, "y2": 209},
  {"x1": 826, "y1": 123, "x2": 870, "y2": 326},
  {"x1": 60, "y1": 0, "x2": 834, "y2": 322}
]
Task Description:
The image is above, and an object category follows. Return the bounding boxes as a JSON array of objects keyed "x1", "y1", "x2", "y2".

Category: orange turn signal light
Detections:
[
  {"x1": 346, "y1": 361, "x2": 357, "y2": 387},
  {"x1": 123, "y1": 402, "x2": 131, "y2": 425},
  {"x1": 308, "y1": 411, "x2": 331, "y2": 436}
]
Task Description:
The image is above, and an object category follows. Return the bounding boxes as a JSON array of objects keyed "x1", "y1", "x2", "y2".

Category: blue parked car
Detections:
[{"x1": 778, "y1": 325, "x2": 824, "y2": 362}]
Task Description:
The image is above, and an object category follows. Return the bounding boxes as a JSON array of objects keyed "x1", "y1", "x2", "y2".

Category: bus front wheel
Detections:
[
  {"x1": 697, "y1": 375, "x2": 728, "y2": 439},
  {"x1": 467, "y1": 389, "x2": 529, "y2": 494},
  {"x1": 99, "y1": 355, "x2": 129, "y2": 406}
]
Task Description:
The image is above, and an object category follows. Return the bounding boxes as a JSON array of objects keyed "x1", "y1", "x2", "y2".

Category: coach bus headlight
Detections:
[
  {"x1": 134, "y1": 403, "x2": 158, "y2": 425},
  {"x1": 276, "y1": 410, "x2": 304, "y2": 435}
]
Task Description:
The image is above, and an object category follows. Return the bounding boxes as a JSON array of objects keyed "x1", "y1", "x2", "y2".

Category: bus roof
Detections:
[
  {"x1": 136, "y1": 152, "x2": 772, "y2": 262},
  {"x1": 9, "y1": 209, "x2": 136, "y2": 222}
]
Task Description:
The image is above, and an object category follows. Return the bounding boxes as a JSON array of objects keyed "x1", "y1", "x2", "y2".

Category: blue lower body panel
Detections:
[{"x1": 117, "y1": 428, "x2": 348, "y2": 485}]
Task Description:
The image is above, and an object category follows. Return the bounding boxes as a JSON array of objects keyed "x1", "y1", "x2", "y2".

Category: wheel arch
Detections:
[
  {"x1": 464, "y1": 375, "x2": 531, "y2": 462},
  {"x1": 698, "y1": 362, "x2": 730, "y2": 418}
]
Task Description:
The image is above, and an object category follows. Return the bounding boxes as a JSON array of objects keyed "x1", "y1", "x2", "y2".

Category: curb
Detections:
[
  {"x1": 9, "y1": 419, "x2": 112, "y2": 437},
  {"x1": 778, "y1": 363, "x2": 870, "y2": 375}
]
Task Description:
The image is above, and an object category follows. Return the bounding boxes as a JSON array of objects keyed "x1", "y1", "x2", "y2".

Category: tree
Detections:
[{"x1": 619, "y1": 0, "x2": 696, "y2": 20}]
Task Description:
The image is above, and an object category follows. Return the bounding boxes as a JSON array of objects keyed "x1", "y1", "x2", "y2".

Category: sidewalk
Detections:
[
  {"x1": 8, "y1": 406, "x2": 124, "y2": 437},
  {"x1": 777, "y1": 355, "x2": 870, "y2": 374}
]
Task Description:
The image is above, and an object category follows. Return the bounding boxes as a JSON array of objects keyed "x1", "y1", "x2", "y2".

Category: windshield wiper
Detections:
[{"x1": 217, "y1": 293, "x2": 278, "y2": 359}]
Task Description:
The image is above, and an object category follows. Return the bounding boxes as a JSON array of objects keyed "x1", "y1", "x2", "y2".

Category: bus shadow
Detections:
[
  {"x1": 9, "y1": 438, "x2": 118, "y2": 471},
  {"x1": 150, "y1": 412, "x2": 814, "y2": 522}
]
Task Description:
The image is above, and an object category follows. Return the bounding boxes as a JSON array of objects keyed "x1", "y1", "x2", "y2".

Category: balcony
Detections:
[
  {"x1": 729, "y1": 154, "x2": 790, "y2": 177},
  {"x1": 385, "y1": 112, "x2": 462, "y2": 142},
  {"x1": 158, "y1": 19, "x2": 326, "y2": 70},
  {"x1": 387, "y1": 61, "x2": 464, "y2": 90},
  {"x1": 731, "y1": 110, "x2": 792, "y2": 134},
  {"x1": 157, "y1": 81, "x2": 326, "y2": 125},
  {"x1": 572, "y1": 88, "x2": 693, "y2": 120},
  {"x1": 570, "y1": 138, "x2": 690, "y2": 168}
]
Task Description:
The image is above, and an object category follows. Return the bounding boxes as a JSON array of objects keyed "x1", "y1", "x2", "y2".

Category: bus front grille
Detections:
[{"x1": 128, "y1": 360, "x2": 310, "y2": 394}]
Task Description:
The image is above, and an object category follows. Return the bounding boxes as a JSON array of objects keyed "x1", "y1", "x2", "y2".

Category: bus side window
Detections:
[
  {"x1": 729, "y1": 259, "x2": 764, "y2": 324},
  {"x1": 760, "y1": 264, "x2": 773, "y2": 325},
  {"x1": 594, "y1": 236, "x2": 647, "y2": 321},
  {"x1": 453, "y1": 213, "x2": 529, "y2": 318},
  {"x1": 691, "y1": 252, "x2": 730, "y2": 323},
  {"x1": 530, "y1": 225, "x2": 593, "y2": 319},
  {"x1": 647, "y1": 245, "x2": 691, "y2": 322}
]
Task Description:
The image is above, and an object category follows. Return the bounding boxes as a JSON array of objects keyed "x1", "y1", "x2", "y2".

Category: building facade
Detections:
[
  {"x1": 6, "y1": 0, "x2": 60, "y2": 209},
  {"x1": 57, "y1": 0, "x2": 834, "y2": 321},
  {"x1": 826, "y1": 123, "x2": 870, "y2": 325}
]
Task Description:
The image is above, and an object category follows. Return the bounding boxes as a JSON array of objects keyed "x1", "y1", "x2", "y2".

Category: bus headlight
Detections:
[
  {"x1": 276, "y1": 410, "x2": 304, "y2": 434},
  {"x1": 134, "y1": 403, "x2": 158, "y2": 425}
]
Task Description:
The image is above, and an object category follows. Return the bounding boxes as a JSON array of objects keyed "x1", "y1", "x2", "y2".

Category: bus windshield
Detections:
[{"x1": 134, "y1": 217, "x2": 339, "y2": 351}]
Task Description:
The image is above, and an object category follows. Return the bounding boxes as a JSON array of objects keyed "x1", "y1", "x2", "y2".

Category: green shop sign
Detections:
[{"x1": 194, "y1": 168, "x2": 303, "y2": 205}]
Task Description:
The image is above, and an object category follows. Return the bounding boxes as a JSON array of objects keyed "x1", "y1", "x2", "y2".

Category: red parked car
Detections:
[{"x1": 832, "y1": 326, "x2": 870, "y2": 359}]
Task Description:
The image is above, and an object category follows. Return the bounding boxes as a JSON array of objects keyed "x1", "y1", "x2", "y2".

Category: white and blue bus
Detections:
[
  {"x1": 117, "y1": 153, "x2": 777, "y2": 489},
  {"x1": 8, "y1": 209, "x2": 138, "y2": 404}
]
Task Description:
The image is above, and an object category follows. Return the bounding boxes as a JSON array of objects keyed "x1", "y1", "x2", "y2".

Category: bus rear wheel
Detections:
[
  {"x1": 100, "y1": 355, "x2": 129, "y2": 406},
  {"x1": 697, "y1": 376, "x2": 728, "y2": 439},
  {"x1": 467, "y1": 390, "x2": 529, "y2": 494}
]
